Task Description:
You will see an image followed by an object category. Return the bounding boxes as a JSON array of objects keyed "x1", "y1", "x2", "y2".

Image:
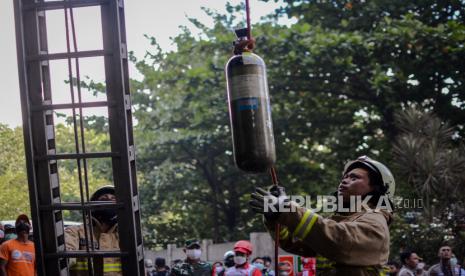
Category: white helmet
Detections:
[
  {"x1": 224, "y1": 250, "x2": 235, "y2": 260},
  {"x1": 343, "y1": 155, "x2": 395, "y2": 199},
  {"x1": 145, "y1": 259, "x2": 153, "y2": 268}
]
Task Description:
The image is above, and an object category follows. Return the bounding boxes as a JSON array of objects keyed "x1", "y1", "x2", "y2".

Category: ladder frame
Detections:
[{"x1": 14, "y1": 0, "x2": 144, "y2": 275}]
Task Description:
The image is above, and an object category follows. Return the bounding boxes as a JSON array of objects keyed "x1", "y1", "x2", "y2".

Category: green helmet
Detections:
[{"x1": 343, "y1": 156, "x2": 395, "y2": 199}]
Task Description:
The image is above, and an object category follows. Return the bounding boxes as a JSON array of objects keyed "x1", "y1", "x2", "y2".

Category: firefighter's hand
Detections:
[
  {"x1": 249, "y1": 186, "x2": 289, "y2": 220},
  {"x1": 269, "y1": 185, "x2": 286, "y2": 197}
]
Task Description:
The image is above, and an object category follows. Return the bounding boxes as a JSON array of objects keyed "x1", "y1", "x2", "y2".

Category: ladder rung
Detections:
[
  {"x1": 31, "y1": 101, "x2": 109, "y2": 111},
  {"x1": 27, "y1": 50, "x2": 111, "y2": 61},
  {"x1": 40, "y1": 202, "x2": 124, "y2": 211},
  {"x1": 35, "y1": 152, "x2": 117, "y2": 161},
  {"x1": 45, "y1": 251, "x2": 128, "y2": 259},
  {"x1": 23, "y1": 0, "x2": 108, "y2": 11}
]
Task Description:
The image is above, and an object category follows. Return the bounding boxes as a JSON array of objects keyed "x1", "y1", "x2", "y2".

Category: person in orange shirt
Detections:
[{"x1": 0, "y1": 214, "x2": 36, "y2": 276}]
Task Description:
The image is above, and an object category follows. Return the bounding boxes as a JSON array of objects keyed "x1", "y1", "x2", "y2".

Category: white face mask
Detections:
[
  {"x1": 215, "y1": 266, "x2": 224, "y2": 274},
  {"x1": 450, "y1": 257, "x2": 457, "y2": 267},
  {"x1": 0, "y1": 230, "x2": 4, "y2": 239},
  {"x1": 234, "y1": 256, "x2": 247, "y2": 265},
  {"x1": 186, "y1": 249, "x2": 202, "y2": 260}
]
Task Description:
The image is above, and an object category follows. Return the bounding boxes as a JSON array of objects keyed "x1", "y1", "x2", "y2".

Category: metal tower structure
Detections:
[{"x1": 14, "y1": 0, "x2": 144, "y2": 275}]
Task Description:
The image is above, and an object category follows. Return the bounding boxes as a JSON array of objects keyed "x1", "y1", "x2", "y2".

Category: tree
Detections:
[
  {"x1": 391, "y1": 107, "x2": 465, "y2": 261},
  {"x1": 265, "y1": 0, "x2": 465, "y2": 262},
  {"x1": 0, "y1": 123, "x2": 112, "y2": 222},
  {"x1": 0, "y1": 124, "x2": 30, "y2": 219},
  {"x1": 130, "y1": 0, "x2": 465, "y2": 250},
  {"x1": 131, "y1": 12, "x2": 274, "y2": 247},
  {"x1": 262, "y1": 0, "x2": 465, "y2": 140}
]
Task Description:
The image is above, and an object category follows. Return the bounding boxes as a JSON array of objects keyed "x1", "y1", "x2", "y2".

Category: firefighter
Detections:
[
  {"x1": 250, "y1": 156, "x2": 395, "y2": 276},
  {"x1": 65, "y1": 185, "x2": 122, "y2": 275},
  {"x1": 225, "y1": 240, "x2": 262, "y2": 276}
]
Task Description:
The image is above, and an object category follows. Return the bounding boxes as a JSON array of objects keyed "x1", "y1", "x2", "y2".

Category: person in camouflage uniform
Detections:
[{"x1": 170, "y1": 239, "x2": 213, "y2": 276}]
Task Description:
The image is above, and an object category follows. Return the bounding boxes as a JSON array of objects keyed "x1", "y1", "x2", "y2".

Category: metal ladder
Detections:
[{"x1": 14, "y1": 0, "x2": 144, "y2": 275}]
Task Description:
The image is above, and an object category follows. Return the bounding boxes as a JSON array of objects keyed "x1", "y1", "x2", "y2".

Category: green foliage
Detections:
[
  {"x1": 132, "y1": 0, "x2": 464, "y2": 252},
  {"x1": 0, "y1": 123, "x2": 112, "y2": 222},
  {"x1": 132, "y1": 12, "x2": 269, "y2": 247},
  {"x1": 0, "y1": 125, "x2": 29, "y2": 219},
  {"x1": 391, "y1": 107, "x2": 465, "y2": 261},
  {"x1": 267, "y1": 0, "x2": 465, "y2": 30}
]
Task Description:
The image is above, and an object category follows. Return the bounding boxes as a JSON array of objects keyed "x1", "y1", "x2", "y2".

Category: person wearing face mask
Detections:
[
  {"x1": 0, "y1": 214, "x2": 36, "y2": 276},
  {"x1": 170, "y1": 239, "x2": 212, "y2": 276},
  {"x1": 428, "y1": 245, "x2": 456, "y2": 276},
  {"x1": 251, "y1": 257, "x2": 266, "y2": 276},
  {"x1": 262, "y1": 256, "x2": 275, "y2": 276},
  {"x1": 225, "y1": 240, "x2": 262, "y2": 276},
  {"x1": 250, "y1": 156, "x2": 395, "y2": 275},
  {"x1": 223, "y1": 251, "x2": 235, "y2": 270},
  {"x1": 213, "y1": 262, "x2": 225, "y2": 276},
  {"x1": 65, "y1": 185, "x2": 122, "y2": 276},
  {"x1": 3, "y1": 225, "x2": 17, "y2": 242}
]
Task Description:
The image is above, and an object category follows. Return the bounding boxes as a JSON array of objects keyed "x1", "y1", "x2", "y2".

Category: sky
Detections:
[{"x1": 0, "y1": 0, "x2": 285, "y2": 127}]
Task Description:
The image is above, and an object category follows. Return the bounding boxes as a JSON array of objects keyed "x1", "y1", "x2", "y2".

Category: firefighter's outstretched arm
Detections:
[
  {"x1": 263, "y1": 218, "x2": 316, "y2": 257},
  {"x1": 250, "y1": 188, "x2": 389, "y2": 266},
  {"x1": 250, "y1": 187, "x2": 316, "y2": 256}
]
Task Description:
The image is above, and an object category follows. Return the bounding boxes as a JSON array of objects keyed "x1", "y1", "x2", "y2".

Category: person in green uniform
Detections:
[{"x1": 170, "y1": 239, "x2": 213, "y2": 276}]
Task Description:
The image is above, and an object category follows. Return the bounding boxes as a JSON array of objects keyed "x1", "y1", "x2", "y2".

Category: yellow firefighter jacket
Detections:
[
  {"x1": 265, "y1": 202, "x2": 392, "y2": 276},
  {"x1": 65, "y1": 218, "x2": 122, "y2": 276}
]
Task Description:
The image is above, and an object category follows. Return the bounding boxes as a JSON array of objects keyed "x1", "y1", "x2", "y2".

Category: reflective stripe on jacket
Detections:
[
  {"x1": 65, "y1": 218, "x2": 122, "y2": 276},
  {"x1": 265, "y1": 202, "x2": 392, "y2": 276}
]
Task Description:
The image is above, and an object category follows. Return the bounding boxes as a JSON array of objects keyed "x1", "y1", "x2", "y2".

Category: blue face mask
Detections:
[{"x1": 253, "y1": 263, "x2": 264, "y2": 270}]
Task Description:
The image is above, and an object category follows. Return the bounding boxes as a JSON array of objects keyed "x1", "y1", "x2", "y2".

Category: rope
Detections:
[
  {"x1": 234, "y1": 0, "x2": 255, "y2": 54},
  {"x1": 270, "y1": 167, "x2": 280, "y2": 276},
  {"x1": 236, "y1": 0, "x2": 280, "y2": 271},
  {"x1": 245, "y1": 0, "x2": 251, "y2": 40},
  {"x1": 65, "y1": 5, "x2": 94, "y2": 276},
  {"x1": 245, "y1": 0, "x2": 279, "y2": 271}
]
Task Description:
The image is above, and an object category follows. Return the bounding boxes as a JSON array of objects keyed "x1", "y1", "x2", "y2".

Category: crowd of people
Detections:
[
  {"x1": 141, "y1": 239, "x2": 465, "y2": 276},
  {"x1": 144, "y1": 240, "x2": 277, "y2": 276},
  {"x1": 387, "y1": 246, "x2": 465, "y2": 276}
]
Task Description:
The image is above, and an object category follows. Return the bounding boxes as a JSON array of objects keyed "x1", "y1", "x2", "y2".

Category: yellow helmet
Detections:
[{"x1": 343, "y1": 156, "x2": 395, "y2": 199}]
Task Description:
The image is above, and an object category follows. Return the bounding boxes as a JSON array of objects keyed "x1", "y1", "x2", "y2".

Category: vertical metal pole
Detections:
[
  {"x1": 101, "y1": 0, "x2": 144, "y2": 274},
  {"x1": 14, "y1": 0, "x2": 67, "y2": 275},
  {"x1": 13, "y1": 1, "x2": 46, "y2": 274}
]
